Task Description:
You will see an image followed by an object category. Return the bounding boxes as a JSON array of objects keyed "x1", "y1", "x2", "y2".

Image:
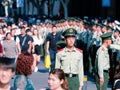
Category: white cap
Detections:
[{"x1": 114, "y1": 20, "x2": 120, "y2": 25}]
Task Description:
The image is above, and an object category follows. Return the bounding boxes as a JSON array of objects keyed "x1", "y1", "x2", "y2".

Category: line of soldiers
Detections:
[{"x1": 54, "y1": 17, "x2": 120, "y2": 89}]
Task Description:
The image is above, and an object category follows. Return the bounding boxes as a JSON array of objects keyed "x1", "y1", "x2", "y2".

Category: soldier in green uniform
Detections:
[
  {"x1": 55, "y1": 28, "x2": 84, "y2": 90},
  {"x1": 94, "y1": 32, "x2": 113, "y2": 90}
]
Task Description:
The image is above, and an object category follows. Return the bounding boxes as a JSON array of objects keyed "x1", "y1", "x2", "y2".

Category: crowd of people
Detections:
[{"x1": 0, "y1": 16, "x2": 120, "y2": 90}]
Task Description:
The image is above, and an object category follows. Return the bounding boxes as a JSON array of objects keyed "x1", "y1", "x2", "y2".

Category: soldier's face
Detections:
[
  {"x1": 65, "y1": 36, "x2": 75, "y2": 47},
  {"x1": 107, "y1": 39, "x2": 112, "y2": 46}
]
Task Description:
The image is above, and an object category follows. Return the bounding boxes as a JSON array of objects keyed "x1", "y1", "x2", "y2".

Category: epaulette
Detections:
[
  {"x1": 76, "y1": 48, "x2": 83, "y2": 53},
  {"x1": 102, "y1": 47, "x2": 105, "y2": 51},
  {"x1": 117, "y1": 38, "x2": 120, "y2": 42},
  {"x1": 57, "y1": 48, "x2": 64, "y2": 52}
]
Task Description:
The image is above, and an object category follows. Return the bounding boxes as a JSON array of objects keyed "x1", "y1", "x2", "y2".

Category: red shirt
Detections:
[{"x1": 0, "y1": 43, "x2": 3, "y2": 53}]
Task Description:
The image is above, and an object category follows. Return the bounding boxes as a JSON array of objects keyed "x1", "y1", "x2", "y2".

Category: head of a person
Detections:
[
  {"x1": 0, "y1": 57, "x2": 15, "y2": 85},
  {"x1": 33, "y1": 29, "x2": 39, "y2": 36},
  {"x1": 114, "y1": 28, "x2": 120, "y2": 38},
  {"x1": 52, "y1": 25, "x2": 57, "y2": 34},
  {"x1": 26, "y1": 29, "x2": 32, "y2": 36},
  {"x1": 48, "y1": 69, "x2": 68, "y2": 90},
  {"x1": 101, "y1": 25, "x2": 107, "y2": 33},
  {"x1": 101, "y1": 32, "x2": 112, "y2": 46},
  {"x1": 15, "y1": 53, "x2": 34, "y2": 76},
  {"x1": 62, "y1": 28, "x2": 77, "y2": 48},
  {"x1": 11, "y1": 28, "x2": 16, "y2": 36},
  {"x1": 5, "y1": 32, "x2": 12, "y2": 40},
  {"x1": 20, "y1": 26, "x2": 26, "y2": 35}
]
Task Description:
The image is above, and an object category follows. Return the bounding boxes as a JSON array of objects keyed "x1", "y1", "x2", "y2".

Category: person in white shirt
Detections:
[{"x1": 32, "y1": 29, "x2": 44, "y2": 72}]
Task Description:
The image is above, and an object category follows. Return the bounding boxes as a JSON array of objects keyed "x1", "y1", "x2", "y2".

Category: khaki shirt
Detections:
[
  {"x1": 96, "y1": 45, "x2": 110, "y2": 78},
  {"x1": 55, "y1": 47, "x2": 84, "y2": 86}
]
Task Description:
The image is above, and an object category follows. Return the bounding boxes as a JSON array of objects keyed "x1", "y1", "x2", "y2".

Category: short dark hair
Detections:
[{"x1": 0, "y1": 57, "x2": 16, "y2": 72}]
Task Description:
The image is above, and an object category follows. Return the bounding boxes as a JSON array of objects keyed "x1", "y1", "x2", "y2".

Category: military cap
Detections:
[
  {"x1": 56, "y1": 40, "x2": 66, "y2": 49},
  {"x1": 114, "y1": 20, "x2": 120, "y2": 25},
  {"x1": 0, "y1": 57, "x2": 16, "y2": 70},
  {"x1": 62, "y1": 28, "x2": 77, "y2": 37},
  {"x1": 100, "y1": 32, "x2": 112, "y2": 41},
  {"x1": 106, "y1": 25, "x2": 114, "y2": 31},
  {"x1": 95, "y1": 23, "x2": 103, "y2": 28}
]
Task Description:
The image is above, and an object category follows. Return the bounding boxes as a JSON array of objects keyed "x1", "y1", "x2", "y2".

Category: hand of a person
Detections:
[
  {"x1": 100, "y1": 77, "x2": 104, "y2": 86},
  {"x1": 27, "y1": 49, "x2": 31, "y2": 54},
  {"x1": 0, "y1": 53, "x2": 3, "y2": 57},
  {"x1": 46, "y1": 50, "x2": 49, "y2": 55},
  {"x1": 3, "y1": 51, "x2": 5, "y2": 55},
  {"x1": 32, "y1": 49, "x2": 34, "y2": 53},
  {"x1": 79, "y1": 86, "x2": 82, "y2": 90}
]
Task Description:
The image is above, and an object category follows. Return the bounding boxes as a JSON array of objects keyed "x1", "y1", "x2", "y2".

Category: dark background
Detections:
[{"x1": 68, "y1": 0, "x2": 120, "y2": 20}]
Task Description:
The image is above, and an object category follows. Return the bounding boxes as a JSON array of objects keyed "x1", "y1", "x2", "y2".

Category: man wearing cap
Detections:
[
  {"x1": 94, "y1": 32, "x2": 113, "y2": 90},
  {"x1": 55, "y1": 28, "x2": 84, "y2": 90}
]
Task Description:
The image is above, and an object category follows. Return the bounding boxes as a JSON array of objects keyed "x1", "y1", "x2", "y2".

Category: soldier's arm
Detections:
[
  {"x1": 55, "y1": 53, "x2": 61, "y2": 69},
  {"x1": 97, "y1": 49, "x2": 104, "y2": 78},
  {"x1": 78, "y1": 52, "x2": 84, "y2": 89},
  {"x1": 110, "y1": 44, "x2": 120, "y2": 50}
]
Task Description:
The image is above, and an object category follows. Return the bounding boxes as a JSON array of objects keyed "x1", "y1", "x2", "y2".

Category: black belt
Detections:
[
  {"x1": 65, "y1": 73, "x2": 78, "y2": 77},
  {"x1": 103, "y1": 70, "x2": 109, "y2": 73}
]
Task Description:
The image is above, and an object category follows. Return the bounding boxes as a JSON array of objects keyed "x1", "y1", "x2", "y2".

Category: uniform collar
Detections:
[
  {"x1": 101, "y1": 45, "x2": 108, "y2": 51},
  {"x1": 65, "y1": 47, "x2": 76, "y2": 52}
]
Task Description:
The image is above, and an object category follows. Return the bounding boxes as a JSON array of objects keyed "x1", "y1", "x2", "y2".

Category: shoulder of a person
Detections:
[
  {"x1": 75, "y1": 47, "x2": 83, "y2": 53},
  {"x1": 15, "y1": 75, "x2": 26, "y2": 80},
  {"x1": 97, "y1": 46, "x2": 104, "y2": 52},
  {"x1": 57, "y1": 48, "x2": 64, "y2": 53}
]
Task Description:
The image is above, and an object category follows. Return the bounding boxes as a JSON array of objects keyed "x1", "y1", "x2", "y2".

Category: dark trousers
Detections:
[
  {"x1": 49, "y1": 49, "x2": 56, "y2": 71},
  {"x1": 10, "y1": 58, "x2": 16, "y2": 63}
]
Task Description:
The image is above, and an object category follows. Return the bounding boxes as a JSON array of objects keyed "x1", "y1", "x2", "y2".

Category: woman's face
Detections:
[
  {"x1": 6, "y1": 33, "x2": 11, "y2": 40},
  {"x1": 33, "y1": 30, "x2": 38, "y2": 35},
  {"x1": 48, "y1": 74, "x2": 63, "y2": 90},
  {"x1": 0, "y1": 67, "x2": 14, "y2": 85}
]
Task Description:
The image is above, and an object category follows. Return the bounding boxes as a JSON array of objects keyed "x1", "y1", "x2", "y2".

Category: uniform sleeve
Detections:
[
  {"x1": 110, "y1": 44, "x2": 120, "y2": 50},
  {"x1": 78, "y1": 53, "x2": 84, "y2": 86},
  {"x1": 55, "y1": 53, "x2": 61, "y2": 69},
  {"x1": 97, "y1": 49, "x2": 104, "y2": 78}
]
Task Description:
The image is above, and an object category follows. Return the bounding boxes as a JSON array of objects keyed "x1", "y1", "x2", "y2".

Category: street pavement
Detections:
[{"x1": 10, "y1": 57, "x2": 112, "y2": 90}]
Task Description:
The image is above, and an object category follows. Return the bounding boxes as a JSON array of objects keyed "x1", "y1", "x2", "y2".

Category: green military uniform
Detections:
[
  {"x1": 55, "y1": 28, "x2": 84, "y2": 90},
  {"x1": 95, "y1": 32, "x2": 112, "y2": 90}
]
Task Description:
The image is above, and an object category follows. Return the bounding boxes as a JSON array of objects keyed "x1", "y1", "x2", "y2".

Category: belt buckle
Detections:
[{"x1": 69, "y1": 73, "x2": 72, "y2": 77}]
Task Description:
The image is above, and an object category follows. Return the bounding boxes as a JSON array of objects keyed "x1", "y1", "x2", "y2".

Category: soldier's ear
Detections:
[{"x1": 64, "y1": 38, "x2": 67, "y2": 43}]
